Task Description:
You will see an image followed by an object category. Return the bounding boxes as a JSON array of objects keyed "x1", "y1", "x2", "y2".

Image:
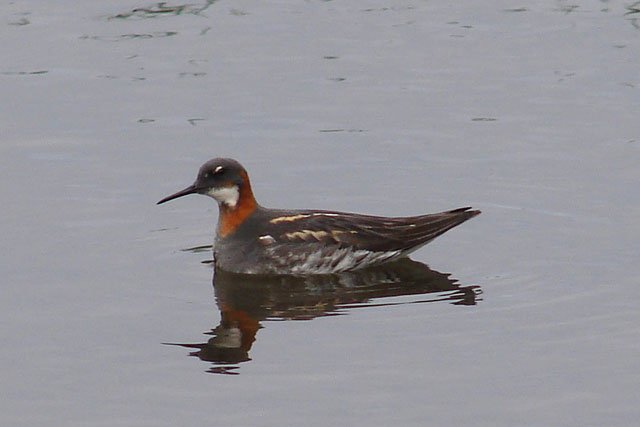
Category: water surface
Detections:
[{"x1": 1, "y1": 1, "x2": 639, "y2": 426}]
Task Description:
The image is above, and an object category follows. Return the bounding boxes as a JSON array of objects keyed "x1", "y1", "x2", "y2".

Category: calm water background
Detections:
[{"x1": 2, "y1": 0, "x2": 639, "y2": 425}]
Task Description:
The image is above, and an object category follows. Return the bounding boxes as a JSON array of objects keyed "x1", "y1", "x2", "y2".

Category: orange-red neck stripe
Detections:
[{"x1": 217, "y1": 171, "x2": 257, "y2": 238}]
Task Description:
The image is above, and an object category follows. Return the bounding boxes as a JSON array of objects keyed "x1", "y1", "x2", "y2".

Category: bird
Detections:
[{"x1": 157, "y1": 158, "x2": 480, "y2": 275}]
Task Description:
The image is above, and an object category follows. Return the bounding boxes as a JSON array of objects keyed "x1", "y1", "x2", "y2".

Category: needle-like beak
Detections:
[{"x1": 157, "y1": 184, "x2": 198, "y2": 205}]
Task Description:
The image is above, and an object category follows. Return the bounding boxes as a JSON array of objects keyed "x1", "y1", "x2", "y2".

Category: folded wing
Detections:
[{"x1": 269, "y1": 207, "x2": 480, "y2": 255}]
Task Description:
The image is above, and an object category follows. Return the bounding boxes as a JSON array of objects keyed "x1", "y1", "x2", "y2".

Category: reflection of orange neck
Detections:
[
  {"x1": 220, "y1": 305, "x2": 260, "y2": 352},
  {"x1": 218, "y1": 171, "x2": 257, "y2": 238}
]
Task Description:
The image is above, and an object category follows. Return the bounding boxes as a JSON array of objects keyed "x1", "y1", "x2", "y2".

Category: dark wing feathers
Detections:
[
  {"x1": 386, "y1": 207, "x2": 480, "y2": 251},
  {"x1": 269, "y1": 207, "x2": 480, "y2": 254}
]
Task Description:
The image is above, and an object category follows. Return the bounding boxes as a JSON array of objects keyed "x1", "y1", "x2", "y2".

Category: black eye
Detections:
[{"x1": 213, "y1": 166, "x2": 225, "y2": 175}]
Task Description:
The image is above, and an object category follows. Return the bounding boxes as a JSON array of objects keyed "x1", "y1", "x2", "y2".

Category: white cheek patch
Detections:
[{"x1": 206, "y1": 186, "x2": 239, "y2": 207}]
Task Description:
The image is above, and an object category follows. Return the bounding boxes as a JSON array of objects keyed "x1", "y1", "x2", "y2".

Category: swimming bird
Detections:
[{"x1": 158, "y1": 158, "x2": 480, "y2": 275}]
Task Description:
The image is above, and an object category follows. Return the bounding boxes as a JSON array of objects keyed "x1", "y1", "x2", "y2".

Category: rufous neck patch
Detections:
[{"x1": 217, "y1": 175, "x2": 256, "y2": 238}]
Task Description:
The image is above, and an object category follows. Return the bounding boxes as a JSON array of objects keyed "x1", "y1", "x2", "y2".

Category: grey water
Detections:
[{"x1": 2, "y1": 1, "x2": 639, "y2": 426}]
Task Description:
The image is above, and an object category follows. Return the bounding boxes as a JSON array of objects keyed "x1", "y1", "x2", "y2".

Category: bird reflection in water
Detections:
[{"x1": 165, "y1": 258, "x2": 481, "y2": 375}]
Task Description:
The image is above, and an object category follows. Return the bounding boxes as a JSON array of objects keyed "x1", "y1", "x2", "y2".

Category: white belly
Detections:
[{"x1": 266, "y1": 245, "x2": 401, "y2": 274}]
